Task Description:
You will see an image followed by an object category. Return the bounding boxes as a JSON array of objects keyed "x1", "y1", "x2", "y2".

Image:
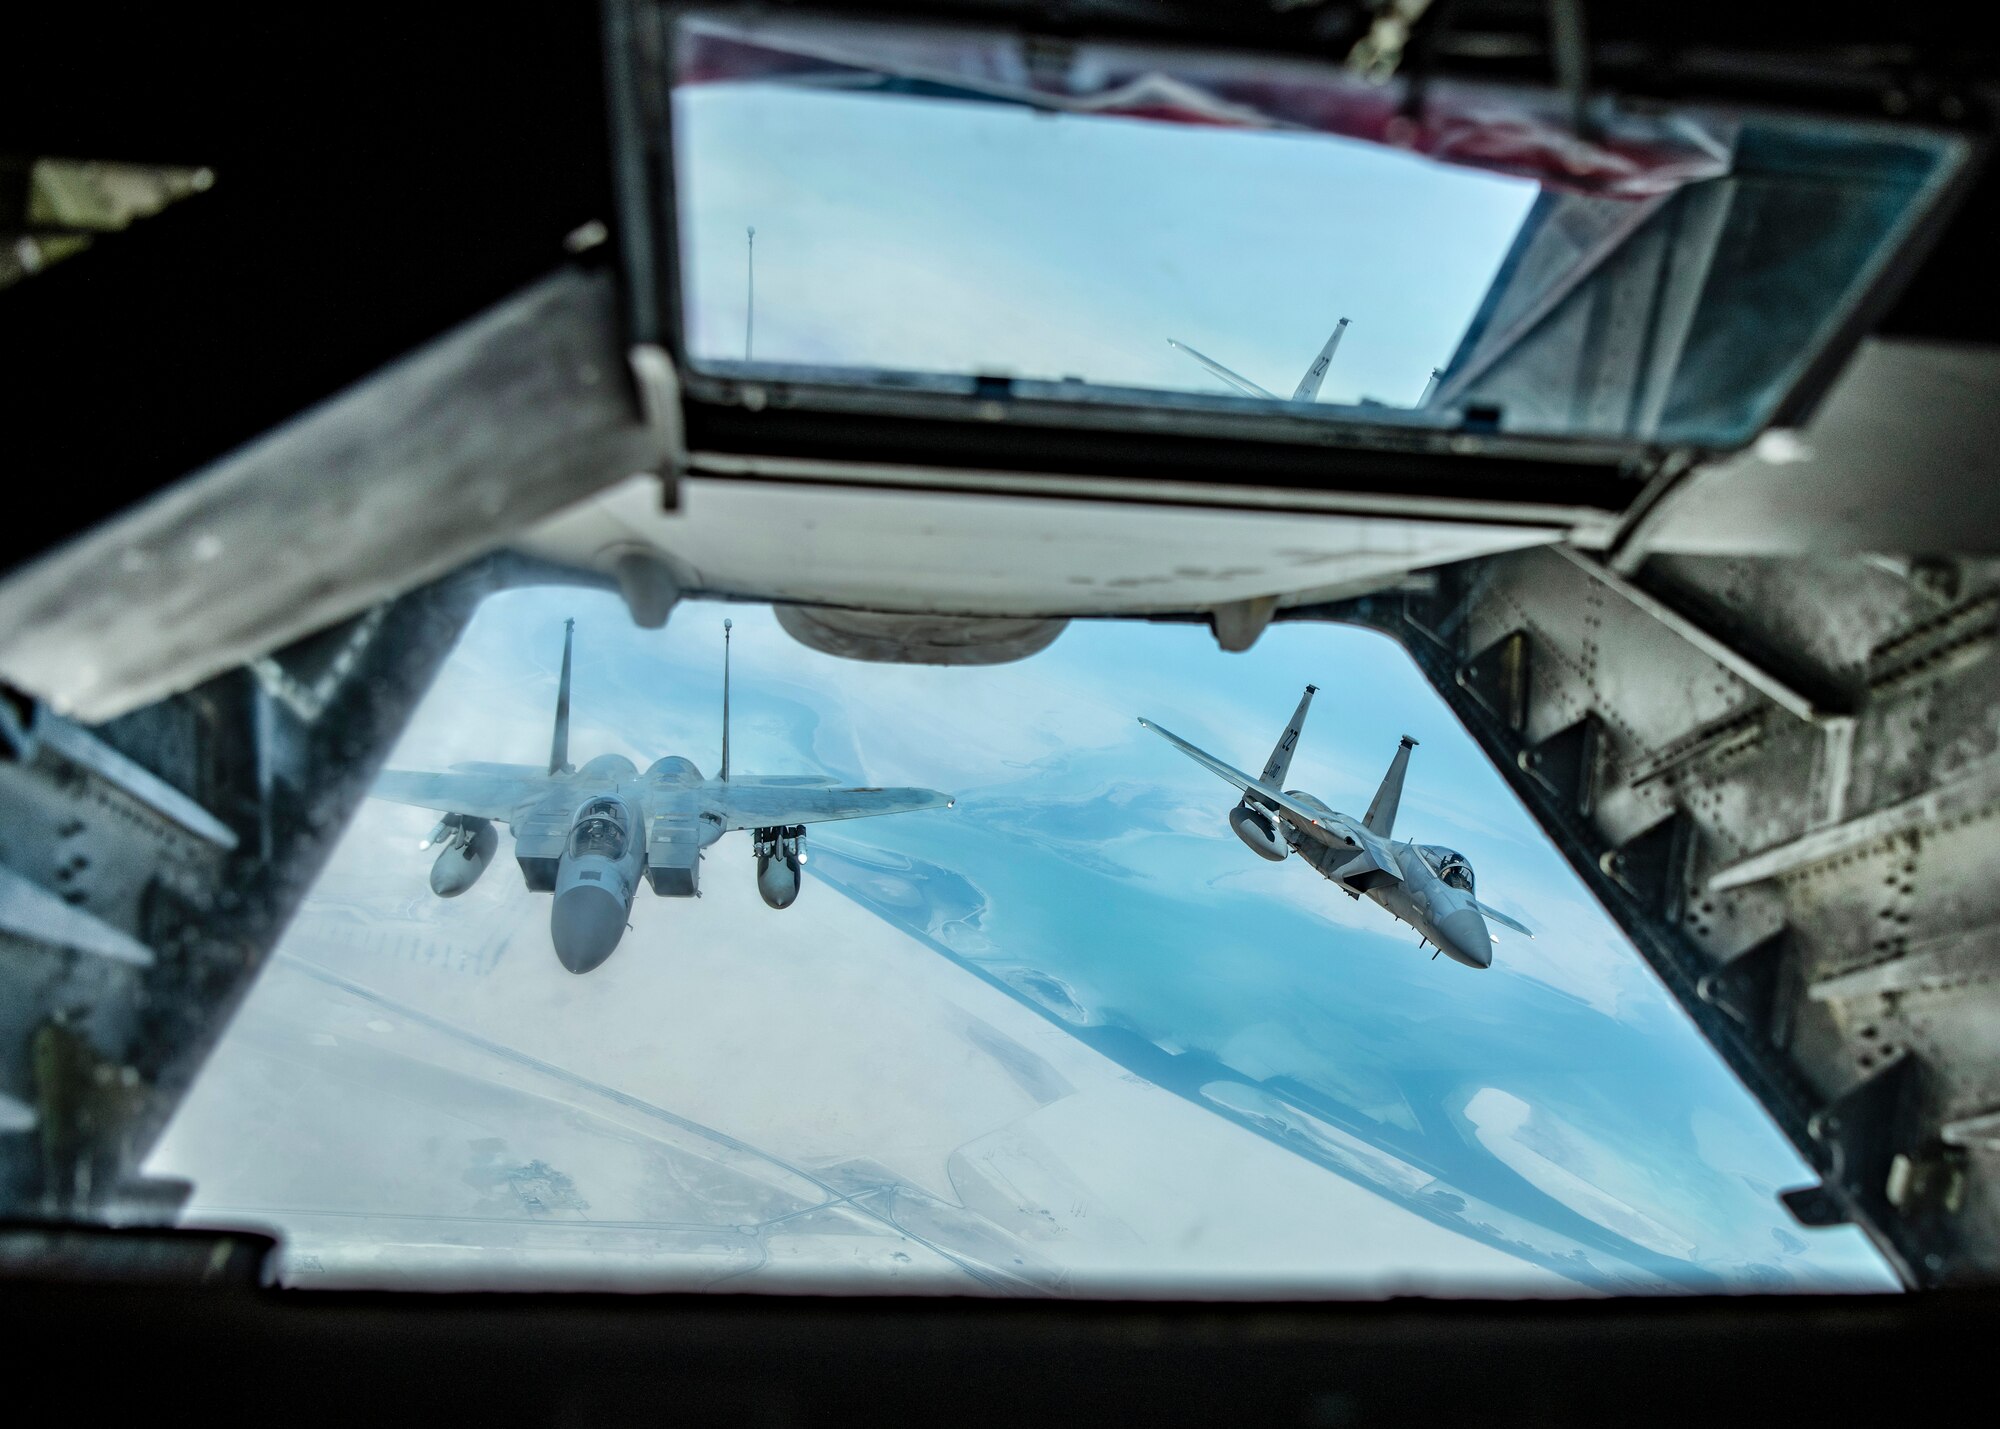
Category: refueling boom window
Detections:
[{"x1": 567, "y1": 798, "x2": 631, "y2": 860}]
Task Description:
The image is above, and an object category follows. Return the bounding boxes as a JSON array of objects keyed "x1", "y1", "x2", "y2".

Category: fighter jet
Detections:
[
  {"x1": 371, "y1": 619, "x2": 954, "y2": 974},
  {"x1": 1139, "y1": 686, "x2": 1532, "y2": 968}
]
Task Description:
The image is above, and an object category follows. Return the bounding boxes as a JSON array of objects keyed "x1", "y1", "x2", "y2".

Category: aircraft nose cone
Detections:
[
  {"x1": 550, "y1": 885, "x2": 626, "y2": 974},
  {"x1": 1441, "y1": 908, "x2": 1493, "y2": 969}
]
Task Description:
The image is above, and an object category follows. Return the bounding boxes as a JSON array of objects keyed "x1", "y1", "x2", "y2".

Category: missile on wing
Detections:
[{"x1": 429, "y1": 817, "x2": 498, "y2": 897}]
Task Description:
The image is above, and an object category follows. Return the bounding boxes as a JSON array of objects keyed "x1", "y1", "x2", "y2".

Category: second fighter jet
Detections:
[{"x1": 1139, "y1": 686, "x2": 1531, "y2": 968}]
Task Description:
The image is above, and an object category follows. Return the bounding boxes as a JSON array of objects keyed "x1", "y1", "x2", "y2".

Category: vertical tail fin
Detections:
[
  {"x1": 720, "y1": 619, "x2": 733, "y2": 781},
  {"x1": 1364, "y1": 735, "x2": 1417, "y2": 836},
  {"x1": 549, "y1": 619, "x2": 575, "y2": 775},
  {"x1": 1291, "y1": 318, "x2": 1349, "y2": 402},
  {"x1": 1260, "y1": 684, "x2": 1318, "y2": 788}
]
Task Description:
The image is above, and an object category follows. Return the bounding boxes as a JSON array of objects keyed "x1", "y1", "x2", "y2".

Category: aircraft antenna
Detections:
[
  {"x1": 720, "y1": 618, "x2": 732, "y2": 781},
  {"x1": 744, "y1": 227, "x2": 756, "y2": 362},
  {"x1": 1418, "y1": 367, "x2": 1443, "y2": 407}
]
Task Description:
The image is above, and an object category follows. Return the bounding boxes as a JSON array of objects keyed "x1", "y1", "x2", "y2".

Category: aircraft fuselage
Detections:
[
  {"x1": 1285, "y1": 804, "x2": 1493, "y2": 969},
  {"x1": 548, "y1": 783, "x2": 651, "y2": 974}
]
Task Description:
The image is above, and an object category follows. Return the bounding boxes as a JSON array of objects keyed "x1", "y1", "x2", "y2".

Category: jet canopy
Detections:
[
  {"x1": 567, "y1": 797, "x2": 633, "y2": 861},
  {"x1": 1417, "y1": 845, "x2": 1476, "y2": 894}
]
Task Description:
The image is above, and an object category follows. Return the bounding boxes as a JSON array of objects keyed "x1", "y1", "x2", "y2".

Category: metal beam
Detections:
[
  {"x1": 0, "y1": 865, "x2": 152, "y2": 967},
  {"x1": 1810, "y1": 926, "x2": 1998, "y2": 1001},
  {"x1": 30, "y1": 709, "x2": 236, "y2": 850},
  {"x1": 1712, "y1": 751, "x2": 2000, "y2": 891},
  {"x1": 0, "y1": 267, "x2": 663, "y2": 723},
  {"x1": 1554, "y1": 546, "x2": 1835, "y2": 722},
  {"x1": 1943, "y1": 1111, "x2": 2000, "y2": 1151}
]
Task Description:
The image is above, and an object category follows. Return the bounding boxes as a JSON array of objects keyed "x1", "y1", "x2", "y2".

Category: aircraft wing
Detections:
[
  {"x1": 719, "y1": 774, "x2": 842, "y2": 788},
  {"x1": 1474, "y1": 899, "x2": 1534, "y2": 939},
  {"x1": 1137, "y1": 718, "x2": 1343, "y2": 848},
  {"x1": 707, "y1": 783, "x2": 953, "y2": 831},
  {"x1": 371, "y1": 766, "x2": 577, "y2": 823},
  {"x1": 1166, "y1": 339, "x2": 1277, "y2": 400}
]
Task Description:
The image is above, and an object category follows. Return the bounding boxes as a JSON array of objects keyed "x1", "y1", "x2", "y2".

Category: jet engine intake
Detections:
[
  {"x1": 428, "y1": 815, "x2": 497, "y2": 897},
  {"x1": 1229, "y1": 801, "x2": 1288, "y2": 861},
  {"x1": 754, "y1": 824, "x2": 806, "y2": 909}
]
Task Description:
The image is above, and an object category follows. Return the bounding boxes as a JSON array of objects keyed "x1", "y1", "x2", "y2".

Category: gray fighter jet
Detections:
[
  {"x1": 1139, "y1": 687, "x2": 1532, "y2": 968},
  {"x1": 372, "y1": 619, "x2": 954, "y2": 973}
]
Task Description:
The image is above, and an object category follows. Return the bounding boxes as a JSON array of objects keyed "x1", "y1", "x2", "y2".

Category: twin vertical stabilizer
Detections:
[
  {"x1": 1365, "y1": 736, "x2": 1417, "y2": 836},
  {"x1": 720, "y1": 618, "x2": 733, "y2": 781},
  {"x1": 548, "y1": 618, "x2": 575, "y2": 775},
  {"x1": 549, "y1": 616, "x2": 736, "y2": 781},
  {"x1": 1290, "y1": 319, "x2": 1349, "y2": 402},
  {"x1": 1261, "y1": 684, "x2": 1318, "y2": 788}
]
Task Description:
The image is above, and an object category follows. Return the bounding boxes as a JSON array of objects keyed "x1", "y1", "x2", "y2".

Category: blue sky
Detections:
[
  {"x1": 674, "y1": 84, "x2": 1538, "y2": 406},
  {"x1": 360, "y1": 589, "x2": 1894, "y2": 1293}
]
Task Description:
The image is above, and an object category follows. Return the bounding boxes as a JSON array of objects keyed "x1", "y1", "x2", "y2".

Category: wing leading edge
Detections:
[
  {"x1": 375, "y1": 766, "x2": 948, "y2": 831},
  {"x1": 1137, "y1": 718, "x2": 1342, "y2": 848},
  {"x1": 372, "y1": 766, "x2": 580, "y2": 823},
  {"x1": 709, "y1": 783, "x2": 954, "y2": 831}
]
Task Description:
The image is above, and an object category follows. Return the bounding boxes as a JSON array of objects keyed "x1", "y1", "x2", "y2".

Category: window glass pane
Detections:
[
  {"x1": 671, "y1": 13, "x2": 1965, "y2": 449},
  {"x1": 148, "y1": 588, "x2": 1895, "y2": 1295}
]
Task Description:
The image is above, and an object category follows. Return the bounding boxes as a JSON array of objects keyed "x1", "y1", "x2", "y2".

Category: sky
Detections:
[
  {"x1": 673, "y1": 84, "x2": 1539, "y2": 407},
  {"x1": 155, "y1": 588, "x2": 1896, "y2": 1295}
]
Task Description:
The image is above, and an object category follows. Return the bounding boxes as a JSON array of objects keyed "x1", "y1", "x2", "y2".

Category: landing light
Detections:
[{"x1": 418, "y1": 839, "x2": 431, "y2": 850}]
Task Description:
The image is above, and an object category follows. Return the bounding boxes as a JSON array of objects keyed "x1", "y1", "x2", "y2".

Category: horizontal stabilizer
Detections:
[{"x1": 1474, "y1": 899, "x2": 1534, "y2": 939}]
